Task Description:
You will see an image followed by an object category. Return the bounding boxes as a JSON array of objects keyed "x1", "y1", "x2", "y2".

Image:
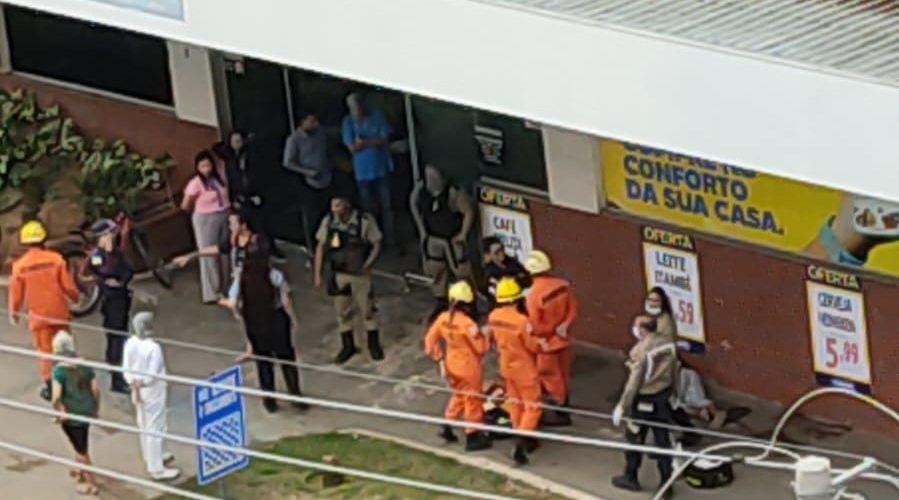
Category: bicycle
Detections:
[{"x1": 55, "y1": 209, "x2": 174, "y2": 317}]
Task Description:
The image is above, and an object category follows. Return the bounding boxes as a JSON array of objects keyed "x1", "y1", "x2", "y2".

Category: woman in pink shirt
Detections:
[{"x1": 182, "y1": 150, "x2": 230, "y2": 303}]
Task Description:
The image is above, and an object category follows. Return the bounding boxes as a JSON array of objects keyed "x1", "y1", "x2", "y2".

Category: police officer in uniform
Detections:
[
  {"x1": 313, "y1": 196, "x2": 384, "y2": 364},
  {"x1": 410, "y1": 164, "x2": 474, "y2": 322},
  {"x1": 87, "y1": 218, "x2": 134, "y2": 394},
  {"x1": 611, "y1": 314, "x2": 678, "y2": 498}
]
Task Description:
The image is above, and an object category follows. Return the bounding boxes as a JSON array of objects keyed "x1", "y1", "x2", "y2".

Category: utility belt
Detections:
[
  {"x1": 421, "y1": 236, "x2": 468, "y2": 265},
  {"x1": 631, "y1": 387, "x2": 674, "y2": 421}
]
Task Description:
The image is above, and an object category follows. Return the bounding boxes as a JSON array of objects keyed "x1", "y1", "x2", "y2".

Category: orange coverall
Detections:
[
  {"x1": 9, "y1": 247, "x2": 79, "y2": 381},
  {"x1": 424, "y1": 311, "x2": 489, "y2": 434},
  {"x1": 487, "y1": 306, "x2": 542, "y2": 431},
  {"x1": 526, "y1": 275, "x2": 578, "y2": 404}
]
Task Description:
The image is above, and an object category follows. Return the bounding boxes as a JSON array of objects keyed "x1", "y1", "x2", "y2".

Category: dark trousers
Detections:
[
  {"x1": 248, "y1": 310, "x2": 301, "y2": 400},
  {"x1": 255, "y1": 352, "x2": 301, "y2": 398},
  {"x1": 102, "y1": 293, "x2": 131, "y2": 391},
  {"x1": 299, "y1": 183, "x2": 332, "y2": 249},
  {"x1": 624, "y1": 388, "x2": 674, "y2": 482}
]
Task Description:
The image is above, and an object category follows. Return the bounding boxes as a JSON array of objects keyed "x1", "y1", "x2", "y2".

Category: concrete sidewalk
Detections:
[{"x1": 0, "y1": 244, "x2": 896, "y2": 499}]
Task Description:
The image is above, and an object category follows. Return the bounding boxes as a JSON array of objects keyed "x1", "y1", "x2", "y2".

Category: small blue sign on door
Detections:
[{"x1": 193, "y1": 365, "x2": 249, "y2": 486}]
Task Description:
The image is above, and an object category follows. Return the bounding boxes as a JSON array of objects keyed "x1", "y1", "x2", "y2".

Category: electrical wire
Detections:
[
  {"x1": 0, "y1": 438, "x2": 218, "y2": 500},
  {"x1": 751, "y1": 387, "x2": 899, "y2": 464},
  {"x1": 655, "y1": 385, "x2": 899, "y2": 500},
  {"x1": 653, "y1": 441, "x2": 803, "y2": 500},
  {"x1": 9, "y1": 308, "x2": 891, "y2": 468},
  {"x1": 0, "y1": 397, "x2": 518, "y2": 500}
]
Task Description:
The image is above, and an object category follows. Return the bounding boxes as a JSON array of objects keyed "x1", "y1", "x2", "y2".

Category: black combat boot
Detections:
[
  {"x1": 512, "y1": 439, "x2": 529, "y2": 466},
  {"x1": 464, "y1": 432, "x2": 492, "y2": 452},
  {"x1": 611, "y1": 474, "x2": 641, "y2": 492},
  {"x1": 366, "y1": 330, "x2": 385, "y2": 361},
  {"x1": 438, "y1": 425, "x2": 458, "y2": 443},
  {"x1": 334, "y1": 331, "x2": 358, "y2": 365}
]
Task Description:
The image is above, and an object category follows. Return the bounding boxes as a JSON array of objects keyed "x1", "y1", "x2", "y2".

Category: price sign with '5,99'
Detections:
[{"x1": 805, "y1": 271, "x2": 872, "y2": 389}]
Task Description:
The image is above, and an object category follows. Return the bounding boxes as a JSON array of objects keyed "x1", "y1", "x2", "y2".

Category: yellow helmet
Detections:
[
  {"x1": 19, "y1": 220, "x2": 47, "y2": 245},
  {"x1": 524, "y1": 250, "x2": 551, "y2": 274},
  {"x1": 448, "y1": 281, "x2": 474, "y2": 304},
  {"x1": 494, "y1": 277, "x2": 523, "y2": 304}
]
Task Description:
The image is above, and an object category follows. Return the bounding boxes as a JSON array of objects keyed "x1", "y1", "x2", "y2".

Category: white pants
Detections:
[{"x1": 135, "y1": 384, "x2": 168, "y2": 474}]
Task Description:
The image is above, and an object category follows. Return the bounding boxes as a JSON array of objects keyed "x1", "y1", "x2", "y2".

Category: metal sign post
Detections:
[{"x1": 193, "y1": 365, "x2": 250, "y2": 490}]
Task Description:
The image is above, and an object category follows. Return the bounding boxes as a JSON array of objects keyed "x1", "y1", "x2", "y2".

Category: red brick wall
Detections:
[
  {"x1": 0, "y1": 73, "x2": 218, "y2": 258},
  {"x1": 530, "y1": 201, "x2": 899, "y2": 436}
]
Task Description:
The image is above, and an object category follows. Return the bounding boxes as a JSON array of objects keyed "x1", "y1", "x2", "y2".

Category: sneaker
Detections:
[
  {"x1": 438, "y1": 425, "x2": 458, "y2": 444},
  {"x1": 291, "y1": 401, "x2": 310, "y2": 412},
  {"x1": 611, "y1": 475, "x2": 641, "y2": 492},
  {"x1": 163, "y1": 452, "x2": 175, "y2": 466},
  {"x1": 150, "y1": 468, "x2": 180, "y2": 481},
  {"x1": 263, "y1": 398, "x2": 279, "y2": 414}
]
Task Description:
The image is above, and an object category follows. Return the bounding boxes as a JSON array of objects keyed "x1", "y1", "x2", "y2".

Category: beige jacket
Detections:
[{"x1": 618, "y1": 332, "x2": 678, "y2": 413}]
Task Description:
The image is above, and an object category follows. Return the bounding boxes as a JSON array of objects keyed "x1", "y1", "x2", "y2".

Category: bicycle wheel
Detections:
[
  {"x1": 64, "y1": 251, "x2": 100, "y2": 317},
  {"x1": 130, "y1": 228, "x2": 173, "y2": 289}
]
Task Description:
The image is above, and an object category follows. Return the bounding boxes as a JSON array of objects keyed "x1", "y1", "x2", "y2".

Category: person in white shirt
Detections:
[{"x1": 122, "y1": 312, "x2": 180, "y2": 480}]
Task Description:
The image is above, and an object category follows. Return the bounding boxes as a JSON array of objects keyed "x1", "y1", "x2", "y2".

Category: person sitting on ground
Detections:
[
  {"x1": 481, "y1": 236, "x2": 531, "y2": 307},
  {"x1": 50, "y1": 331, "x2": 100, "y2": 496}
]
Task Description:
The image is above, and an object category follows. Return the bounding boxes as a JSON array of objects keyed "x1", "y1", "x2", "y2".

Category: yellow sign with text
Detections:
[{"x1": 601, "y1": 140, "x2": 899, "y2": 278}]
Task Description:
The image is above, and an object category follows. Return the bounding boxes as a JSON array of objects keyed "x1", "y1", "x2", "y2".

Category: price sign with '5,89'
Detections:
[{"x1": 805, "y1": 266, "x2": 872, "y2": 390}]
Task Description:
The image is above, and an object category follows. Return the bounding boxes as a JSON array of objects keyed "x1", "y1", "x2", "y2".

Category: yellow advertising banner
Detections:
[{"x1": 601, "y1": 140, "x2": 899, "y2": 278}]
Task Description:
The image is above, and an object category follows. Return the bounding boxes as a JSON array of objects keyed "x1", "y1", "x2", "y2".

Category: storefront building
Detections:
[{"x1": 1, "y1": 0, "x2": 898, "y2": 437}]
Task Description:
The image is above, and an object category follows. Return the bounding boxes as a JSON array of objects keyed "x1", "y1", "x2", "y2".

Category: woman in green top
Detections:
[{"x1": 51, "y1": 331, "x2": 100, "y2": 496}]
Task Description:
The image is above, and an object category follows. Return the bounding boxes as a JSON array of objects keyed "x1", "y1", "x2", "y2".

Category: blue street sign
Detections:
[{"x1": 193, "y1": 365, "x2": 249, "y2": 486}]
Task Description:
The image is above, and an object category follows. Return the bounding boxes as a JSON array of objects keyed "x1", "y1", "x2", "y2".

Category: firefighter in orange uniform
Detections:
[
  {"x1": 424, "y1": 281, "x2": 492, "y2": 452},
  {"x1": 487, "y1": 277, "x2": 546, "y2": 465},
  {"x1": 524, "y1": 250, "x2": 578, "y2": 426},
  {"x1": 9, "y1": 220, "x2": 79, "y2": 400}
]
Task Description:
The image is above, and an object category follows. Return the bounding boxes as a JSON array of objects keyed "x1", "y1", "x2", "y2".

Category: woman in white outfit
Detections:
[
  {"x1": 122, "y1": 312, "x2": 180, "y2": 480},
  {"x1": 182, "y1": 150, "x2": 231, "y2": 304}
]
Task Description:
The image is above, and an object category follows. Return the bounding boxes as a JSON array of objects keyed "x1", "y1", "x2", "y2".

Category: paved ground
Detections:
[{"x1": 0, "y1": 244, "x2": 897, "y2": 499}]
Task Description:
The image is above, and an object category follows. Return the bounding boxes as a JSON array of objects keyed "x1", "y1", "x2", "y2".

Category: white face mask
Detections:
[
  {"x1": 632, "y1": 325, "x2": 643, "y2": 340},
  {"x1": 645, "y1": 302, "x2": 662, "y2": 316}
]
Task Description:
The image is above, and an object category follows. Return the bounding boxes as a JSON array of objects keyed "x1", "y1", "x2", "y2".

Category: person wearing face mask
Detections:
[
  {"x1": 611, "y1": 315, "x2": 679, "y2": 498},
  {"x1": 283, "y1": 110, "x2": 334, "y2": 253},
  {"x1": 424, "y1": 280, "x2": 492, "y2": 452},
  {"x1": 410, "y1": 164, "x2": 475, "y2": 322},
  {"x1": 86, "y1": 218, "x2": 133, "y2": 394},
  {"x1": 644, "y1": 286, "x2": 677, "y2": 340}
]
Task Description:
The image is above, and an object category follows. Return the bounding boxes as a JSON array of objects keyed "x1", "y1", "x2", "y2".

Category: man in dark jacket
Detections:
[{"x1": 213, "y1": 131, "x2": 286, "y2": 261}]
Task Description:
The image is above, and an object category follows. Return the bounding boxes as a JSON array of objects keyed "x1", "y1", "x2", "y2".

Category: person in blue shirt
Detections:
[{"x1": 341, "y1": 92, "x2": 397, "y2": 249}]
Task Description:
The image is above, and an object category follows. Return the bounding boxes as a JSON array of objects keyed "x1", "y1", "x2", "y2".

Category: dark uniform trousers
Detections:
[
  {"x1": 624, "y1": 387, "x2": 674, "y2": 482},
  {"x1": 102, "y1": 292, "x2": 131, "y2": 391}
]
